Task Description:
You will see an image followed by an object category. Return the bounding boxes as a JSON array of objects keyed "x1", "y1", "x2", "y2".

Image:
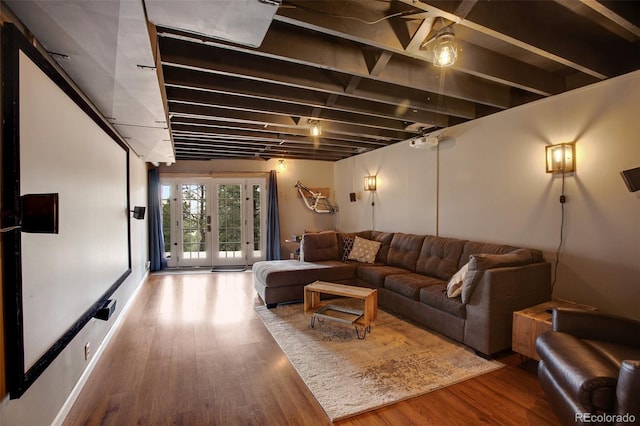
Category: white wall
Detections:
[
  {"x1": 335, "y1": 71, "x2": 640, "y2": 320},
  {"x1": 0, "y1": 154, "x2": 149, "y2": 426},
  {"x1": 159, "y1": 158, "x2": 336, "y2": 260}
]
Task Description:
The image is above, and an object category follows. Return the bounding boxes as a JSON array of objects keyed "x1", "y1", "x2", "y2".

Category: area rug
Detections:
[{"x1": 255, "y1": 301, "x2": 503, "y2": 422}]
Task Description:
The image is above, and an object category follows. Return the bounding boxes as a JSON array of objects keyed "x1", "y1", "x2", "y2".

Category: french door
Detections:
[{"x1": 161, "y1": 177, "x2": 266, "y2": 268}]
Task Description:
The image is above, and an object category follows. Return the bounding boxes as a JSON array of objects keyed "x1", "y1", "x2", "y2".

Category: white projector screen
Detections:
[{"x1": 1, "y1": 25, "x2": 131, "y2": 398}]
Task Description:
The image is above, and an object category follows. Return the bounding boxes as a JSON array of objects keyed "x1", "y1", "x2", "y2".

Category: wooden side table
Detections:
[{"x1": 512, "y1": 299, "x2": 597, "y2": 360}]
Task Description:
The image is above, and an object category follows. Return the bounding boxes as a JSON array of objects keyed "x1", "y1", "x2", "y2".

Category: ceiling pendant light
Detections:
[
  {"x1": 309, "y1": 120, "x2": 322, "y2": 137},
  {"x1": 420, "y1": 19, "x2": 459, "y2": 68},
  {"x1": 432, "y1": 27, "x2": 458, "y2": 67}
]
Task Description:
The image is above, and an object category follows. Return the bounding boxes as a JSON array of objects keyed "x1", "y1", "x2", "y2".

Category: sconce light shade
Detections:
[
  {"x1": 364, "y1": 175, "x2": 377, "y2": 191},
  {"x1": 546, "y1": 142, "x2": 575, "y2": 174},
  {"x1": 277, "y1": 159, "x2": 286, "y2": 172}
]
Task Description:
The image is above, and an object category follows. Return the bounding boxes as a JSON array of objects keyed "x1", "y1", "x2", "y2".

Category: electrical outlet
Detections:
[{"x1": 84, "y1": 342, "x2": 91, "y2": 360}]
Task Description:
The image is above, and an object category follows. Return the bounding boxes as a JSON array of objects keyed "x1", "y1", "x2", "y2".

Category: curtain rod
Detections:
[{"x1": 158, "y1": 170, "x2": 273, "y2": 177}]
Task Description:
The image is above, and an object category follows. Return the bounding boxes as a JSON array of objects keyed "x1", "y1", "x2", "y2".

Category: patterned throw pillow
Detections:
[
  {"x1": 341, "y1": 236, "x2": 355, "y2": 260},
  {"x1": 348, "y1": 236, "x2": 381, "y2": 264}
]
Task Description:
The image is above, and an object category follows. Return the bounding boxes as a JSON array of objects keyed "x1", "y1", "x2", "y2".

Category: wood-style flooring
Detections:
[{"x1": 63, "y1": 272, "x2": 560, "y2": 425}]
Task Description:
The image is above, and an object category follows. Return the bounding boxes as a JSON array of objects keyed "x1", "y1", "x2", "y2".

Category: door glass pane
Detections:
[
  {"x1": 182, "y1": 184, "x2": 208, "y2": 260},
  {"x1": 252, "y1": 184, "x2": 262, "y2": 257},
  {"x1": 217, "y1": 184, "x2": 242, "y2": 259},
  {"x1": 161, "y1": 185, "x2": 172, "y2": 259}
]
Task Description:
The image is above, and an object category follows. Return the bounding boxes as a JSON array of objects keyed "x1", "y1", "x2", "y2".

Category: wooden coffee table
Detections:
[{"x1": 304, "y1": 281, "x2": 378, "y2": 338}]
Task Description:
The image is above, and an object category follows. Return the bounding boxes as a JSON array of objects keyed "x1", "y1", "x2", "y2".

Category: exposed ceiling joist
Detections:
[{"x1": 9, "y1": 0, "x2": 638, "y2": 162}]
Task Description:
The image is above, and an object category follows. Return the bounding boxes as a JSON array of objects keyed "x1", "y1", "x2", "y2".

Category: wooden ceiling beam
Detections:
[
  {"x1": 161, "y1": 61, "x2": 467, "y2": 123},
  {"x1": 166, "y1": 73, "x2": 452, "y2": 126},
  {"x1": 173, "y1": 141, "x2": 347, "y2": 161},
  {"x1": 174, "y1": 139, "x2": 355, "y2": 156},
  {"x1": 166, "y1": 88, "x2": 417, "y2": 133},
  {"x1": 274, "y1": 4, "x2": 558, "y2": 97},
  {"x1": 402, "y1": 0, "x2": 636, "y2": 79},
  {"x1": 158, "y1": 29, "x2": 509, "y2": 108},
  {"x1": 557, "y1": 0, "x2": 640, "y2": 41},
  {"x1": 168, "y1": 104, "x2": 412, "y2": 141},
  {"x1": 170, "y1": 118, "x2": 392, "y2": 146},
  {"x1": 171, "y1": 127, "x2": 388, "y2": 150},
  {"x1": 455, "y1": 40, "x2": 562, "y2": 96}
]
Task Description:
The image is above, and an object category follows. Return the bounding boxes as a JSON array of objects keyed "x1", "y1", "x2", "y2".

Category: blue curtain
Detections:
[
  {"x1": 148, "y1": 168, "x2": 166, "y2": 271},
  {"x1": 266, "y1": 170, "x2": 281, "y2": 260}
]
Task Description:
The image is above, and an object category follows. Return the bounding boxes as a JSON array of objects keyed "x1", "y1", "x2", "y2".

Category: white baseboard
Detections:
[{"x1": 51, "y1": 270, "x2": 149, "y2": 426}]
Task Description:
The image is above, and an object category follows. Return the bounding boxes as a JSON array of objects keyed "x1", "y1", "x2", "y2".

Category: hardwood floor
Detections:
[{"x1": 63, "y1": 272, "x2": 560, "y2": 425}]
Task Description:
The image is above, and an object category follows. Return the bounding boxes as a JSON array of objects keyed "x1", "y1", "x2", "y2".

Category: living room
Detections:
[{"x1": 1, "y1": 1, "x2": 639, "y2": 425}]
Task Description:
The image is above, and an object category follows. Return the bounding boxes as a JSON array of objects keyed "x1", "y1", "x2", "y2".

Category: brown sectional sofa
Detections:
[{"x1": 253, "y1": 230, "x2": 551, "y2": 357}]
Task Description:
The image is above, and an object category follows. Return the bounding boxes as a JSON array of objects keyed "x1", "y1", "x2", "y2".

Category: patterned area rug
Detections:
[{"x1": 255, "y1": 300, "x2": 503, "y2": 421}]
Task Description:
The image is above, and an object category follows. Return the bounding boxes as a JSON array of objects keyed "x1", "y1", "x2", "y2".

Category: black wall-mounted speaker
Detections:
[
  {"x1": 94, "y1": 299, "x2": 116, "y2": 321},
  {"x1": 620, "y1": 167, "x2": 640, "y2": 192},
  {"x1": 20, "y1": 193, "x2": 59, "y2": 233},
  {"x1": 132, "y1": 206, "x2": 146, "y2": 220}
]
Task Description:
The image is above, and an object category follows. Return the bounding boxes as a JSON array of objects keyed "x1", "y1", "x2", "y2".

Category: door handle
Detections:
[
  {"x1": 207, "y1": 225, "x2": 212, "y2": 232},
  {"x1": 207, "y1": 215, "x2": 211, "y2": 224}
]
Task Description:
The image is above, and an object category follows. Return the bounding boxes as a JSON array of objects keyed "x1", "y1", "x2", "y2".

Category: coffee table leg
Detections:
[
  {"x1": 367, "y1": 291, "x2": 378, "y2": 320},
  {"x1": 304, "y1": 289, "x2": 320, "y2": 312}
]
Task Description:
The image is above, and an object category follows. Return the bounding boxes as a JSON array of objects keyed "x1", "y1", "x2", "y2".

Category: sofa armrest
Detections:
[
  {"x1": 536, "y1": 332, "x2": 619, "y2": 413},
  {"x1": 616, "y1": 360, "x2": 640, "y2": 418},
  {"x1": 553, "y1": 309, "x2": 640, "y2": 348},
  {"x1": 464, "y1": 262, "x2": 551, "y2": 356},
  {"x1": 300, "y1": 231, "x2": 339, "y2": 262}
]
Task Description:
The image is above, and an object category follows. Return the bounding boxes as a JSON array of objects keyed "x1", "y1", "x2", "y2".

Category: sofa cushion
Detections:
[
  {"x1": 341, "y1": 236, "x2": 355, "y2": 260},
  {"x1": 301, "y1": 231, "x2": 339, "y2": 261},
  {"x1": 469, "y1": 248, "x2": 535, "y2": 271},
  {"x1": 337, "y1": 231, "x2": 371, "y2": 260},
  {"x1": 253, "y1": 259, "x2": 356, "y2": 288},
  {"x1": 387, "y1": 233, "x2": 425, "y2": 272},
  {"x1": 348, "y1": 236, "x2": 381, "y2": 263},
  {"x1": 582, "y1": 340, "x2": 640, "y2": 369},
  {"x1": 416, "y1": 235, "x2": 466, "y2": 280},
  {"x1": 370, "y1": 231, "x2": 394, "y2": 263},
  {"x1": 458, "y1": 241, "x2": 520, "y2": 269},
  {"x1": 420, "y1": 285, "x2": 466, "y2": 318},
  {"x1": 384, "y1": 273, "x2": 444, "y2": 300},
  {"x1": 357, "y1": 264, "x2": 410, "y2": 288}
]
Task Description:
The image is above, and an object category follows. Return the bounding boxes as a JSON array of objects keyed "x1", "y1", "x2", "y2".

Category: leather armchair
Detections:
[{"x1": 536, "y1": 308, "x2": 640, "y2": 425}]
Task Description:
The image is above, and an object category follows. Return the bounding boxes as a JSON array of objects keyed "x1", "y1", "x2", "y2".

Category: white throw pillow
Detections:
[
  {"x1": 446, "y1": 262, "x2": 469, "y2": 298},
  {"x1": 347, "y1": 236, "x2": 381, "y2": 264}
]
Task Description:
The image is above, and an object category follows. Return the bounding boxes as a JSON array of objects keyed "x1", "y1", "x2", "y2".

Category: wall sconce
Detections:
[
  {"x1": 277, "y1": 159, "x2": 286, "y2": 173},
  {"x1": 364, "y1": 175, "x2": 377, "y2": 191},
  {"x1": 546, "y1": 142, "x2": 576, "y2": 173}
]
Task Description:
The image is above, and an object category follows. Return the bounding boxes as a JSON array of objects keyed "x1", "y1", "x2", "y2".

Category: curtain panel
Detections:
[
  {"x1": 266, "y1": 170, "x2": 281, "y2": 260},
  {"x1": 148, "y1": 168, "x2": 166, "y2": 271}
]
